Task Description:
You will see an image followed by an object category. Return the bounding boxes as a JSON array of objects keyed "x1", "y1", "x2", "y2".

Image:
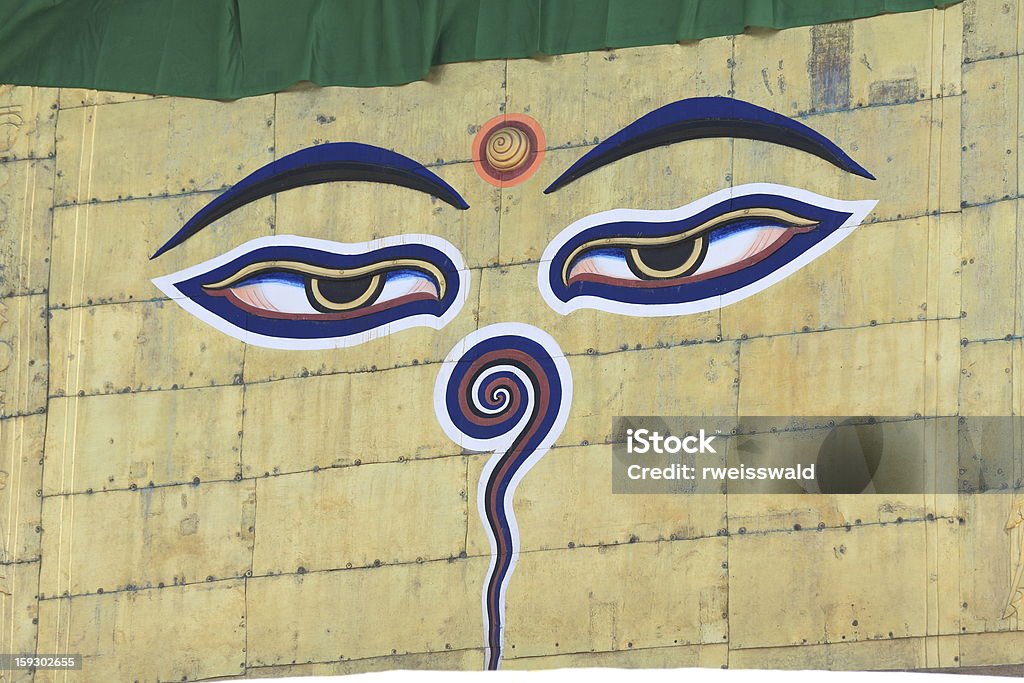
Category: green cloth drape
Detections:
[{"x1": 0, "y1": 0, "x2": 962, "y2": 100}]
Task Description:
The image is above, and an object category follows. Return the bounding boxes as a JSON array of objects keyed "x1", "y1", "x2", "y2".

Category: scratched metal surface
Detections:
[{"x1": 0, "y1": 1, "x2": 1022, "y2": 680}]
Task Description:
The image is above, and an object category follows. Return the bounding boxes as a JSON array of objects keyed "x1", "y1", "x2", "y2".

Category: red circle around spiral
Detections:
[{"x1": 472, "y1": 113, "x2": 546, "y2": 188}]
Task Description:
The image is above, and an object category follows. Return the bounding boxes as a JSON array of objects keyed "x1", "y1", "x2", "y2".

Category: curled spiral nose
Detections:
[{"x1": 434, "y1": 323, "x2": 572, "y2": 670}]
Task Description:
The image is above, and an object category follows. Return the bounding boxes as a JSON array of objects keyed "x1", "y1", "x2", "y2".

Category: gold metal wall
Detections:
[{"x1": 0, "y1": 0, "x2": 1022, "y2": 679}]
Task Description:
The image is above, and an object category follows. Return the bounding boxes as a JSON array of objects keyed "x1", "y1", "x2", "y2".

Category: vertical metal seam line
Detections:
[
  {"x1": 8, "y1": 151, "x2": 32, "y2": 548},
  {"x1": 34, "y1": 83, "x2": 63, "y2": 666},
  {"x1": 241, "y1": 87, "x2": 270, "y2": 677},
  {"x1": 725, "y1": 31, "x2": 737, "y2": 667},
  {"x1": 955, "y1": 0, "x2": 967, "y2": 653},
  {"x1": 15, "y1": 140, "x2": 39, "y2": 629},
  {"x1": 495, "y1": 57, "x2": 509, "y2": 267},
  {"x1": 245, "y1": 476, "x2": 256, "y2": 675},
  {"x1": 65, "y1": 102, "x2": 99, "y2": 668},
  {"x1": 1015, "y1": 0, "x2": 1022, "y2": 510},
  {"x1": 240, "y1": 331, "x2": 251, "y2": 675},
  {"x1": 0, "y1": 136, "x2": 32, "y2": 656},
  {"x1": 5, "y1": 139, "x2": 38, "y2": 656},
  {"x1": 63, "y1": 102, "x2": 97, "y2": 676},
  {"x1": 271, "y1": 93, "x2": 278, "y2": 237},
  {"x1": 53, "y1": 106, "x2": 90, "y2": 653},
  {"x1": 922, "y1": 8, "x2": 939, "y2": 664},
  {"x1": 1017, "y1": 3, "x2": 1024, "y2": 629},
  {"x1": 1012, "y1": 1, "x2": 1022, "y2": 635},
  {"x1": 14, "y1": 143, "x2": 38, "y2": 547}
]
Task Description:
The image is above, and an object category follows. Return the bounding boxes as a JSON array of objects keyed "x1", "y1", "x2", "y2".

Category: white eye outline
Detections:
[
  {"x1": 538, "y1": 183, "x2": 877, "y2": 317},
  {"x1": 152, "y1": 233, "x2": 471, "y2": 350}
]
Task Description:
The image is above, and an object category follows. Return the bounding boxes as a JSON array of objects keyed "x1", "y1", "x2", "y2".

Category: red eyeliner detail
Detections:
[{"x1": 208, "y1": 288, "x2": 438, "y2": 320}]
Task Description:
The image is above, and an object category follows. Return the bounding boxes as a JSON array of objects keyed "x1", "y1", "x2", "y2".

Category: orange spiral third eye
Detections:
[{"x1": 472, "y1": 113, "x2": 545, "y2": 187}]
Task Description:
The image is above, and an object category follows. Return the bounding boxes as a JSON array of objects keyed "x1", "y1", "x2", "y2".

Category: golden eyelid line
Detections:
[
  {"x1": 202, "y1": 258, "x2": 448, "y2": 298},
  {"x1": 561, "y1": 207, "x2": 818, "y2": 284}
]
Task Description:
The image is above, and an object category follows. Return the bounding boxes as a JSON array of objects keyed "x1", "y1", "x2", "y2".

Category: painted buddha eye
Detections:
[
  {"x1": 153, "y1": 234, "x2": 469, "y2": 349},
  {"x1": 564, "y1": 207, "x2": 817, "y2": 284},
  {"x1": 540, "y1": 184, "x2": 877, "y2": 316},
  {"x1": 202, "y1": 259, "x2": 445, "y2": 319}
]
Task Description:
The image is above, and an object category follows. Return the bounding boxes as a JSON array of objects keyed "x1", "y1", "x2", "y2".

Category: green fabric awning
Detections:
[{"x1": 0, "y1": 0, "x2": 962, "y2": 100}]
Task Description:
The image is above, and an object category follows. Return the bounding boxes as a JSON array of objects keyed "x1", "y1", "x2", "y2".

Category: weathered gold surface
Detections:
[{"x1": 1, "y1": 2, "x2": 1023, "y2": 679}]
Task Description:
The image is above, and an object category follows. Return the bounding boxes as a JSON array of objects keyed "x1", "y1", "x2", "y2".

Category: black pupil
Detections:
[
  {"x1": 630, "y1": 236, "x2": 704, "y2": 278},
  {"x1": 314, "y1": 276, "x2": 375, "y2": 305}
]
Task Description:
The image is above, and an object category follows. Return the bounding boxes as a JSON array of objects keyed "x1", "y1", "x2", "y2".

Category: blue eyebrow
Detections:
[
  {"x1": 151, "y1": 142, "x2": 469, "y2": 258},
  {"x1": 544, "y1": 96, "x2": 874, "y2": 194}
]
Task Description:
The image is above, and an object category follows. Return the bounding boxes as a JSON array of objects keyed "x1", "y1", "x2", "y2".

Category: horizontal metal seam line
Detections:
[
  {"x1": 44, "y1": 315, "x2": 962, "y2": 402},
  {"x1": 37, "y1": 516, "x2": 954, "y2": 601},
  {"x1": 47, "y1": 95, "x2": 962, "y2": 207},
  {"x1": 44, "y1": 206, "x2": 964, "y2": 310},
  {"x1": 236, "y1": 645, "x2": 483, "y2": 674}
]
